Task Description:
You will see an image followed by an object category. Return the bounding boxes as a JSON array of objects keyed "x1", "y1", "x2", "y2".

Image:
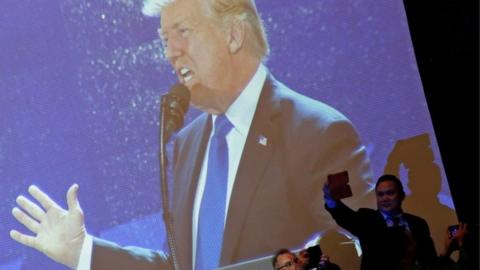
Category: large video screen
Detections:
[{"x1": 1, "y1": 1, "x2": 457, "y2": 269}]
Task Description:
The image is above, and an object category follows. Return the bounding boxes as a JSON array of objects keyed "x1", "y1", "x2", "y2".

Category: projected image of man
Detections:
[{"x1": 10, "y1": 0, "x2": 372, "y2": 269}]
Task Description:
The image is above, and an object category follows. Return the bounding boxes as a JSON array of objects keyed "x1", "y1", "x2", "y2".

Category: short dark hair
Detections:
[
  {"x1": 375, "y1": 174, "x2": 405, "y2": 197},
  {"x1": 272, "y1": 248, "x2": 294, "y2": 268}
]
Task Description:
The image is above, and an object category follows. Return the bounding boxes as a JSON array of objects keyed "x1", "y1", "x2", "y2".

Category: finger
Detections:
[
  {"x1": 10, "y1": 230, "x2": 39, "y2": 250},
  {"x1": 66, "y1": 183, "x2": 80, "y2": 211},
  {"x1": 28, "y1": 185, "x2": 59, "y2": 211},
  {"x1": 12, "y1": 207, "x2": 40, "y2": 234},
  {"x1": 16, "y1": 195, "x2": 45, "y2": 221}
]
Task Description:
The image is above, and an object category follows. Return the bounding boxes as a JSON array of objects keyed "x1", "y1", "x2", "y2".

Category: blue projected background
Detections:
[{"x1": 1, "y1": 1, "x2": 456, "y2": 269}]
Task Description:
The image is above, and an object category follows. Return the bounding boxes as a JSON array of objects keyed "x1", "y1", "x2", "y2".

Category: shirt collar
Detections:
[
  {"x1": 212, "y1": 63, "x2": 267, "y2": 136},
  {"x1": 380, "y1": 210, "x2": 403, "y2": 220},
  {"x1": 380, "y1": 210, "x2": 409, "y2": 229}
]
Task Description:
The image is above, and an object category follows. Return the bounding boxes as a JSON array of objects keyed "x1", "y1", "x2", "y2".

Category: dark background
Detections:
[
  {"x1": 404, "y1": 2, "x2": 479, "y2": 267},
  {"x1": 404, "y1": 0, "x2": 479, "y2": 224}
]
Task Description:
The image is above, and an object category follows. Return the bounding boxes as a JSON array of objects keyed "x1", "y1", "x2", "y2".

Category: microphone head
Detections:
[
  {"x1": 161, "y1": 83, "x2": 190, "y2": 142},
  {"x1": 169, "y1": 83, "x2": 190, "y2": 114}
]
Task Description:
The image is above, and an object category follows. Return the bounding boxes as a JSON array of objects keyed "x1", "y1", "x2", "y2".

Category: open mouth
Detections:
[{"x1": 178, "y1": 67, "x2": 193, "y2": 84}]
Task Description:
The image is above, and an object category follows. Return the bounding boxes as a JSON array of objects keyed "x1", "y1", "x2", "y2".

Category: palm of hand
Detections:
[
  {"x1": 40, "y1": 205, "x2": 85, "y2": 262},
  {"x1": 11, "y1": 184, "x2": 86, "y2": 269}
]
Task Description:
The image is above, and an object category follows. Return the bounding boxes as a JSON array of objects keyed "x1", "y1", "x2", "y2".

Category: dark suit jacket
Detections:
[
  {"x1": 91, "y1": 75, "x2": 371, "y2": 270},
  {"x1": 326, "y1": 201, "x2": 437, "y2": 270}
]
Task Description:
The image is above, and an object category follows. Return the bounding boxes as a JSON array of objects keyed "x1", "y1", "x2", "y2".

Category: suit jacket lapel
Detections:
[
  {"x1": 173, "y1": 113, "x2": 211, "y2": 270},
  {"x1": 220, "y1": 76, "x2": 282, "y2": 265}
]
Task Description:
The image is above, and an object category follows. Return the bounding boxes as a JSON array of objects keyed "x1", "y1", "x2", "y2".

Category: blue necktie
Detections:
[{"x1": 195, "y1": 114, "x2": 233, "y2": 270}]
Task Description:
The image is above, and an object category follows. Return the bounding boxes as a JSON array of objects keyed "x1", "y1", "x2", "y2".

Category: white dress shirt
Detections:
[
  {"x1": 191, "y1": 64, "x2": 266, "y2": 268},
  {"x1": 380, "y1": 210, "x2": 411, "y2": 231}
]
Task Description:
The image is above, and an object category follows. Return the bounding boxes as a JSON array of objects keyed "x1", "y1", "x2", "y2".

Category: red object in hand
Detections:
[{"x1": 327, "y1": 171, "x2": 353, "y2": 200}]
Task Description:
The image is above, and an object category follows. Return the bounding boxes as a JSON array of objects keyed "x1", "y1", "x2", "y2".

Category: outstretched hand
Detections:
[{"x1": 10, "y1": 184, "x2": 86, "y2": 269}]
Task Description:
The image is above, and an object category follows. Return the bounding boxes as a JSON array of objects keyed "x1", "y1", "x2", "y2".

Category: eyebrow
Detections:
[
  {"x1": 160, "y1": 17, "x2": 190, "y2": 37},
  {"x1": 159, "y1": 24, "x2": 175, "y2": 37},
  {"x1": 376, "y1": 189, "x2": 395, "y2": 194}
]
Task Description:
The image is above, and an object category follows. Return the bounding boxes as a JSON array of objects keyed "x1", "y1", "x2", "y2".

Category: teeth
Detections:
[
  {"x1": 180, "y1": 67, "x2": 190, "y2": 76},
  {"x1": 179, "y1": 67, "x2": 192, "y2": 83}
]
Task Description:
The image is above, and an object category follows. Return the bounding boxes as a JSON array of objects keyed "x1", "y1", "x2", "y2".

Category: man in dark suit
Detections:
[
  {"x1": 324, "y1": 174, "x2": 437, "y2": 270},
  {"x1": 10, "y1": 0, "x2": 371, "y2": 269}
]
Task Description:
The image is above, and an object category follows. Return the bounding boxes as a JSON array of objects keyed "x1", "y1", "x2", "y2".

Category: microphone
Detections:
[
  {"x1": 159, "y1": 83, "x2": 190, "y2": 270},
  {"x1": 161, "y1": 83, "x2": 190, "y2": 142}
]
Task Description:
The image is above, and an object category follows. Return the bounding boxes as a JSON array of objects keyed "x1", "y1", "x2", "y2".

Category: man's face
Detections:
[
  {"x1": 275, "y1": 253, "x2": 300, "y2": 270},
  {"x1": 160, "y1": 0, "x2": 233, "y2": 113},
  {"x1": 376, "y1": 180, "x2": 404, "y2": 214}
]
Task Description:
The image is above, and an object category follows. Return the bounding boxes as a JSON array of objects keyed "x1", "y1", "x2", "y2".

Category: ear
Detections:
[{"x1": 227, "y1": 19, "x2": 246, "y2": 54}]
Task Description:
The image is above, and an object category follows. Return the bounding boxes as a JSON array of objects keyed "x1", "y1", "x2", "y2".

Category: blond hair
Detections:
[{"x1": 142, "y1": 0, "x2": 269, "y2": 59}]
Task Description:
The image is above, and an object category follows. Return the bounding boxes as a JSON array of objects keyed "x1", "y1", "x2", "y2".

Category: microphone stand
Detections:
[{"x1": 159, "y1": 95, "x2": 182, "y2": 270}]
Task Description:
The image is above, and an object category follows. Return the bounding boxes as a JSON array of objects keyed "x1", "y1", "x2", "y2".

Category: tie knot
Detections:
[
  {"x1": 392, "y1": 216, "x2": 400, "y2": 225},
  {"x1": 213, "y1": 114, "x2": 233, "y2": 137},
  {"x1": 387, "y1": 215, "x2": 402, "y2": 227}
]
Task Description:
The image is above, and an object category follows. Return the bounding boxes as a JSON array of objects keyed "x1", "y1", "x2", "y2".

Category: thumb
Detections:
[
  {"x1": 323, "y1": 182, "x2": 329, "y2": 193},
  {"x1": 66, "y1": 183, "x2": 80, "y2": 211}
]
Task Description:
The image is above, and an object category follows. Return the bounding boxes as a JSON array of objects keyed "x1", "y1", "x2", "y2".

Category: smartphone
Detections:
[
  {"x1": 448, "y1": 224, "x2": 459, "y2": 238},
  {"x1": 327, "y1": 171, "x2": 353, "y2": 200}
]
